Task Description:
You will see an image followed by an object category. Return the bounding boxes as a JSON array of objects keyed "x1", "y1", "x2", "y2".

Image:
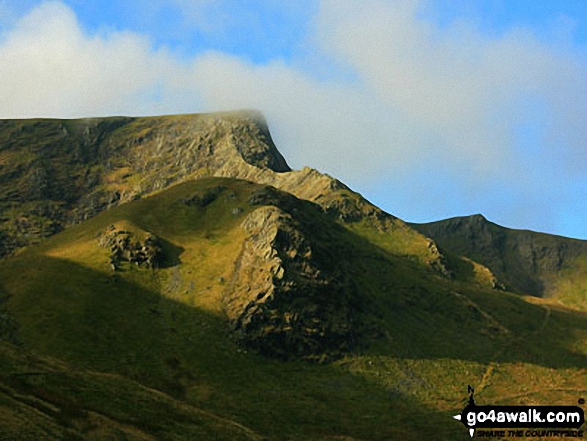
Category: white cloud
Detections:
[
  {"x1": 0, "y1": 2, "x2": 185, "y2": 118},
  {"x1": 183, "y1": 52, "x2": 415, "y2": 177},
  {"x1": 1, "y1": 0, "x2": 586, "y2": 236}
]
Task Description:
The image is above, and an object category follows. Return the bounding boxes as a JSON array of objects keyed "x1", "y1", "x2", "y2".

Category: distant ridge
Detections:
[{"x1": 412, "y1": 213, "x2": 587, "y2": 297}]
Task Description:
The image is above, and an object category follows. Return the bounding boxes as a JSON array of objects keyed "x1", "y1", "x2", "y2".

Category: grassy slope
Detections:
[
  {"x1": 0, "y1": 341, "x2": 261, "y2": 441},
  {"x1": 0, "y1": 178, "x2": 585, "y2": 439}
]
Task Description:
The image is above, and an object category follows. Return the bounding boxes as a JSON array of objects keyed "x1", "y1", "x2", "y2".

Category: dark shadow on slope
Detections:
[
  {"x1": 0, "y1": 341, "x2": 260, "y2": 441},
  {"x1": 0, "y1": 256, "x2": 473, "y2": 440},
  {"x1": 157, "y1": 236, "x2": 184, "y2": 268}
]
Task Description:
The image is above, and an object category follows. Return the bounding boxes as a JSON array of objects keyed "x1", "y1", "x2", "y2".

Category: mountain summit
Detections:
[{"x1": 0, "y1": 111, "x2": 288, "y2": 255}]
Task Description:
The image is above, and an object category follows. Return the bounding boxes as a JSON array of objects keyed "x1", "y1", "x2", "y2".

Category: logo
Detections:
[{"x1": 453, "y1": 386, "x2": 585, "y2": 438}]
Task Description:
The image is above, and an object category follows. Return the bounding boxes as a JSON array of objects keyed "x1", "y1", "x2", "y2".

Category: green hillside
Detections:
[
  {"x1": 0, "y1": 340, "x2": 262, "y2": 440},
  {"x1": 0, "y1": 177, "x2": 585, "y2": 439},
  {"x1": 412, "y1": 214, "x2": 587, "y2": 309}
]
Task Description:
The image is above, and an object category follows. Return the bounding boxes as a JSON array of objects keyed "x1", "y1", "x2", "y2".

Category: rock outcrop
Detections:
[
  {"x1": 98, "y1": 226, "x2": 162, "y2": 270},
  {"x1": 223, "y1": 187, "x2": 362, "y2": 361}
]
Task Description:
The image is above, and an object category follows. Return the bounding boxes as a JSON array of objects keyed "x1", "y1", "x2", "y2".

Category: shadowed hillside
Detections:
[{"x1": 412, "y1": 214, "x2": 587, "y2": 304}]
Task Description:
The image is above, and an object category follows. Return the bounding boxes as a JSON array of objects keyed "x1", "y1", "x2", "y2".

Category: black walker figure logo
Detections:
[{"x1": 453, "y1": 386, "x2": 478, "y2": 437}]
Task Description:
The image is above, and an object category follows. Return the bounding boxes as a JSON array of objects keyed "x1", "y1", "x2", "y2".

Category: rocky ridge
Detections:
[{"x1": 98, "y1": 225, "x2": 162, "y2": 270}]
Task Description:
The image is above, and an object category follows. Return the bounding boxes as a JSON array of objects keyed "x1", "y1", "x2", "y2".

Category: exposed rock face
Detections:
[
  {"x1": 98, "y1": 226, "x2": 162, "y2": 270},
  {"x1": 425, "y1": 240, "x2": 453, "y2": 279},
  {"x1": 231, "y1": 110, "x2": 290, "y2": 173},
  {"x1": 223, "y1": 189, "x2": 361, "y2": 361},
  {"x1": 413, "y1": 214, "x2": 587, "y2": 296}
]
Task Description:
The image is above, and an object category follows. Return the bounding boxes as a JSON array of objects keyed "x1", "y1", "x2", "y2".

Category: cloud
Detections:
[
  {"x1": 317, "y1": 0, "x2": 587, "y2": 173},
  {"x1": 1, "y1": 0, "x2": 586, "y2": 236},
  {"x1": 183, "y1": 52, "x2": 417, "y2": 177},
  {"x1": 0, "y1": 2, "x2": 188, "y2": 118}
]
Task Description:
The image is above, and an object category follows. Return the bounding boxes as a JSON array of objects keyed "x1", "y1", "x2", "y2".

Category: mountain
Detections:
[
  {"x1": 412, "y1": 214, "x2": 587, "y2": 307},
  {"x1": 0, "y1": 112, "x2": 586, "y2": 440},
  {"x1": 0, "y1": 111, "x2": 446, "y2": 274}
]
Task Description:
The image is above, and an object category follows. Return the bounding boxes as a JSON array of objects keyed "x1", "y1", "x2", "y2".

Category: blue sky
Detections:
[{"x1": 1, "y1": 0, "x2": 586, "y2": 239}]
